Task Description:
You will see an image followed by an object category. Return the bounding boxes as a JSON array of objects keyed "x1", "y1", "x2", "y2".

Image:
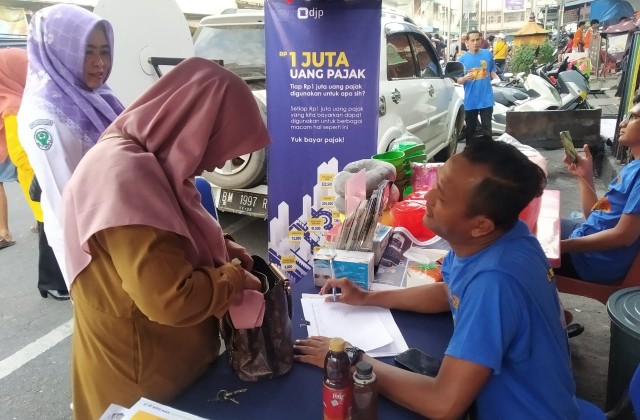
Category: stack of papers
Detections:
[
  {"x1": 300, "y1": 294, "x2": 408, "y2": 357},
  {"x1": 99, "y1": 398, "x2": 206, "y2": 420}
]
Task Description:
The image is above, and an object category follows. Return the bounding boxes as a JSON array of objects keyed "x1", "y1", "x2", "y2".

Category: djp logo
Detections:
[{"x1": 297, "y1": 7, "x2": 324, "y2": 19}]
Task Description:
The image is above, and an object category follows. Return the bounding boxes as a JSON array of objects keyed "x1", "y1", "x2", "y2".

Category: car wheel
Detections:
[
  {"x1": 434, "y1": 126, "x2": 459, "y2": 162},
  {"x1": 201, "y1": 148, "x2": 267, "y2": 189}
]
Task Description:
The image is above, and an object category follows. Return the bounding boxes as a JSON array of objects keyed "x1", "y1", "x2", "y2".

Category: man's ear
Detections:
[{"x1": 470, "y1": 215, "x2": 495, "y2": 238}]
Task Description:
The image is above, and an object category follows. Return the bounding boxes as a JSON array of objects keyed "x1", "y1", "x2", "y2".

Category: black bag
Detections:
[
  {"x1": 29, "y1": 176, "x2": 41, "y2": 203},
  {"x1": 220, "y1": 255, "x2": 294, "y2": 382}
]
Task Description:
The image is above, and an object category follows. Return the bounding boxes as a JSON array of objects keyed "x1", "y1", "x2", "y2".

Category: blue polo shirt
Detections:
[
  {"x1": 569, "y1": 159, "x2": 640, "y2": 282},
  {"x1": 458, "y1": 49, "x2": 496, "y2": 110},
  {"x1": 442, "y1": 221, "x2": 579, "y2": 419}
]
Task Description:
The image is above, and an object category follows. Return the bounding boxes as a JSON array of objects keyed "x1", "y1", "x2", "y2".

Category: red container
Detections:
[
  {"x1": 403, "y1": 190, "x2": 429, "y2": 203},
  {"x1": 391, "y1": 200, "x2": 435, "y2": 241}
]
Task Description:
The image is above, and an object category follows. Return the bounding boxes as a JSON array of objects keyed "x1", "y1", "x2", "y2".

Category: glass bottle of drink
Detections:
[
  {"x1": 352, "y1": 360, "x2": 378, "y2": 420},
  {"x1": 323, "y1": 337, "x2": 352, "y2": 420}
]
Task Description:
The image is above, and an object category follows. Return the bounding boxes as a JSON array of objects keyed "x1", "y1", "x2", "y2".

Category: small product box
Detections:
[
  {"x1": 373, "y1": 224, "x2": 393, "y2": 266},
  {"x1": 313, "y1": 248, "x2": 375, "y2": 290}
]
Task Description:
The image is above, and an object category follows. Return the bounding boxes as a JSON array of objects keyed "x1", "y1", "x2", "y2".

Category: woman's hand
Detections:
[
  {"x1": 294, "y1": 336, "x2": 353, "y2": 368},
  {"x1": 242, "y1": 270, "x2": 262, "y2": 291},
  {"x1": 225, "y1": 238, "x2": 253, "y2": 271},
  {"x1": 564, "y1": 144, "x2": 594, "y2": 180},
  {"x1": 319, "y1": 277, "x2": 368, "y2": 305}
]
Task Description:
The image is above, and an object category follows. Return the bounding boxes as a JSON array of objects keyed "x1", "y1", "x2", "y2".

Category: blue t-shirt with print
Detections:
[
  {"x1": 457, "y1": 49, "x2": 496, "y2": 110},
  {"x1": 442, "y1": 221, "x2": 578, "y2": 419},
  {"x1": 570, "y1": 159, "x2": 640, "y2": 282}
]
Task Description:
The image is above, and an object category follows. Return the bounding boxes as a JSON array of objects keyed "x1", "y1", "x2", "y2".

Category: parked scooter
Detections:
[
  {"x1": 490, "y1": 71, "x2": 563, "y2": 134},
  {"x1": 533, "y1": 60, "x2": 592, "y2": 110}
]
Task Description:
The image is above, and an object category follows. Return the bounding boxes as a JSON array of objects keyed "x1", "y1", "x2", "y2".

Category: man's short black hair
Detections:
[
  {"x1": 633, "y1": 94, "x2": 640, "y2": 105},
  {"x1": 461, "y1": 137, "x2": 547, "y2": 230},
  {"x1": 590, "y1": 19, "x2": 600, "y2": 25},
  {"x1": 467, "y1": 30, "x2": 481, "y2": 38},
  {"x1": 578, "y1": 21, "x2": 585, "y2": 27}
]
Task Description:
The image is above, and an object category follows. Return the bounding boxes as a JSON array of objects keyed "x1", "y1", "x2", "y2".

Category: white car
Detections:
[{"x1": 194, "y1": 9, "x2": 464, "y2": 190}]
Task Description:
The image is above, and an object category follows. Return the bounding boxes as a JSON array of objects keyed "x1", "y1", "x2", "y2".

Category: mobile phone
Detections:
[
  {"x1": 559, "y1": 131, "x2": 579, "y2": 163},
  {"x1": 394, "y1": 348, "x2": 442, "y2": 377}
]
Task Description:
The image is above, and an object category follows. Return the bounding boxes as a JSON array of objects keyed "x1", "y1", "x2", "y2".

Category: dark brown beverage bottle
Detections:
[
  {"x1": 352, "y1": 361, "x2": 378, "y2": 420},
  {"x1": 323, "y1": 337, "x2": 352, "y2": 420}
]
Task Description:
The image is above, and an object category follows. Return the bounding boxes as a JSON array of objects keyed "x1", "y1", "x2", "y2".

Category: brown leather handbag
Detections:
[{"x1": 220, "y1": 255, "x2": 294, "y2": 382}]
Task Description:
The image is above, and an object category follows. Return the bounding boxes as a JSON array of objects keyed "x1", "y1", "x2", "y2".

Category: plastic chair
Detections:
[
  {"x1": 195, "y1": 176, "x2": 218, "y2": 220},
  {"x1": 577, "y1": 363, "x2": 640, "y2": 419},
  {"x1": 555, "y1": 250, "x2": 640, "y2": 305}
]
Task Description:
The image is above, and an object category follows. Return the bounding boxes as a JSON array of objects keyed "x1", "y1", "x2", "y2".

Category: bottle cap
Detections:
[
  {"x1": 329, "y1": 337, "x2": 345, "y2": 352},
  {"x1": 356, "y1": 360, "x2": 373, "y2": 375}
]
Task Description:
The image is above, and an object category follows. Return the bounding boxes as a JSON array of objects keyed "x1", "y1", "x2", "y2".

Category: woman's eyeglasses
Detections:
[{"x1": 622, "y1": 112, "x2": 640, "y2": 124}]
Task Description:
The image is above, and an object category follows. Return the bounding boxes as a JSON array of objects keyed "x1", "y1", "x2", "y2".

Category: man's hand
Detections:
[
  {"x1": 225, "y1": 238, "x2": 253, "y2": 271},
  {"x1": 564, "y1": 143, "x2": 594, "y2": 180},
  {"x1": 319, "y1": 277, "x2": 369, "y2": 305},
  {"x1": 293, "y1": 336, "x2": 334, "y2": 368}
]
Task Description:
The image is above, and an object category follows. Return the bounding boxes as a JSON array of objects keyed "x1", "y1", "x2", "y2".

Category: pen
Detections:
[{"x1": 329, "y1": 256, "x2": 337, "y2": 302}]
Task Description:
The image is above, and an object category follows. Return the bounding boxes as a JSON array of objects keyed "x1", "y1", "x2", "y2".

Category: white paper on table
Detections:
[
  {"x1": 122, "y1": 398, "x2": 206, "y2": 420},
  {"x1": 366, "y1": 310, "x2": 409, "y2": 358},
  {"x1": 403, "y1": 247, "x2": 448, "y2": 263},
  {"x1": 301, "y1": 294, "x2": 404, "y2": 353}
]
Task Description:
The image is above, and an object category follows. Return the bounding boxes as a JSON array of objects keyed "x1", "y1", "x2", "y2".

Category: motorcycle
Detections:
[{"x1": 533, "y1": 59, "x2": 592, "y2": 110}]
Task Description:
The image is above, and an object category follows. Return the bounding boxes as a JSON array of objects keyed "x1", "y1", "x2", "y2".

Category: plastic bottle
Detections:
[
  {"x1": 352, "y1": 361, "x2": 378, "y2": 420},
  {"x1": 323, "y1": 337, "x2": 352, "y2": 420},
  {"x1": 570, "y1": 210, "x2": 584, "y2": 220}
]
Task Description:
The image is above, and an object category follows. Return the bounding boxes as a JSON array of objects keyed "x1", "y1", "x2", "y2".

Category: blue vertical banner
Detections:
[{"x1": 266, "y1": 0, "x2": 381, "y2": 282}]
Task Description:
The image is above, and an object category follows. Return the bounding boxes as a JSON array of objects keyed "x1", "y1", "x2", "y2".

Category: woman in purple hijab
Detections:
[{"x1": 18, "y1": 4, "x2": 124, "y2": 300}]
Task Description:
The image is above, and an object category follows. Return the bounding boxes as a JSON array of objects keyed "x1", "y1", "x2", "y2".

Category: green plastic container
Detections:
[
  {"x1": 391, "y1": 142, "x2": 425, "y2": 156},
  {"x1": 372, "y1": 150, "x2": 405, "y2": 174},
  {"x1": 606, "y1": 287, "x2": 640, "y2": 418}
]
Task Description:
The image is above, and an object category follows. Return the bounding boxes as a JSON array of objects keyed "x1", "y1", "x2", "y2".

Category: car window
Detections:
[
  {"x1": 194, "y1": 25, "x2": 265, "y2": 79},
  {"x1": 386, "y1": 33, "x2": 416, "y2": 80},
  {"x1": 410, "y1": 34, "x2": 441, "y2": 78}
]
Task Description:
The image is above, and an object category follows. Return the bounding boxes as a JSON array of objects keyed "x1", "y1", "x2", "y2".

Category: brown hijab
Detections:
[{"x1": 63, "y1": 57, "x2": 271, "y2": 287}]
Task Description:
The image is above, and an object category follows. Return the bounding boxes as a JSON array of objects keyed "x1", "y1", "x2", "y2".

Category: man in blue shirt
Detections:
[
  {"x1": 558, "y1": 95, "x2": 640, "y2": 283},
  {"x1": 457, "y1": 30, "x2": 500, "y2": 143},
  {"x1": 295, "y1": 139, "x2": 580, "y2": 419}
]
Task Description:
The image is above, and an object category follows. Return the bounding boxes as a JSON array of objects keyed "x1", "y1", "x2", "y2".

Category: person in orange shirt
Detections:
[
  {"x1": 573, "y1": 21, "x2": 586, "y2": 52},
  {"x1": 584, "y1": 19, "x2": 599, "y2": 49}
]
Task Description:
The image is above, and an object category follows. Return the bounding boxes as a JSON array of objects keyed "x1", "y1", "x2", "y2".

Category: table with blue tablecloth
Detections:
[{"x1": 171, "y1": 271, "x2": 454, "y2": 419}]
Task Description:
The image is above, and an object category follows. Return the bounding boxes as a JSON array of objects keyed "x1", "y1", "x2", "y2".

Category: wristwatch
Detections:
[{"x1": 345, "y1": 346, "x2": 365, "y2": 366}]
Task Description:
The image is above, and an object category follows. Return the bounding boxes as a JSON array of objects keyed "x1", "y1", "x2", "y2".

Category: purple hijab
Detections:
[{"x1": 23, "y1": 5, "x2": 124, "y2": 147}]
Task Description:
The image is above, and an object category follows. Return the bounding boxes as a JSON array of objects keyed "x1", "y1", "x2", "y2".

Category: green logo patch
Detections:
[{"x1": 34, "y1": 128, "x2": 53, "y2": 150}]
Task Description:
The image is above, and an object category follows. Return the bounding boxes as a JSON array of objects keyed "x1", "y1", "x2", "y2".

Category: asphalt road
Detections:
[{"x1": 0, "y1": 180, "x2": 268, "y2": 420}]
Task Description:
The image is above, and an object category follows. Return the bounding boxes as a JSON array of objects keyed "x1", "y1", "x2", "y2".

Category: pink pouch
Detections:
[{"x1": 228, "y1": 290, "x2": 266, "y2": 329}]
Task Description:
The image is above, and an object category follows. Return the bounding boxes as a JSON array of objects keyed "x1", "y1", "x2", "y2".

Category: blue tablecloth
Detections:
[{"x1": 172, "y1": 273, "x2": 454, "y2": 419}]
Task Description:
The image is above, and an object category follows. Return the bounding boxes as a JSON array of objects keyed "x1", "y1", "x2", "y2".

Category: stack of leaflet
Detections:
[
  {"x1": 300, "y1": 294, "x2": 408, "y2": 357},
  {"x1": 336, "y1": 180, "x2": 389, "y2": 252}
]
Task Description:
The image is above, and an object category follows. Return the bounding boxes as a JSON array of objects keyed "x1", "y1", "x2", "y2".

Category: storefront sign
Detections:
[{"x1": 265, "y1": 0, "x2": 381, "y2": 282}]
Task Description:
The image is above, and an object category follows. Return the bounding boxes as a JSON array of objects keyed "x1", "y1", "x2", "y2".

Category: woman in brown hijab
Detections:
[{"x1": 63, "y1": 57, "x2": 270, "y2": 419}]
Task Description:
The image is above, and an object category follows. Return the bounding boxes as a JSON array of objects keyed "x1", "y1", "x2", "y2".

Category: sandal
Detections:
[
  {"x1": 0, "y1": 238, "x2": 15, "y2": 250},
  {"x1": 567, "y1": 323, "x2": 585, "y2": 338}
]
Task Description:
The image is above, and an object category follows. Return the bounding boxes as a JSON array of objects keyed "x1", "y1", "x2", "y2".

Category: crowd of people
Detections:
[{"x1": 0, "y1": 3, "x2": 639, "y2": 419}]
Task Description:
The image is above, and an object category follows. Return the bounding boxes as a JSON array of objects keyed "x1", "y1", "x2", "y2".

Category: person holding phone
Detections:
[
  {"x1": 557, "y1": 95, "x2": 640, "y2": 284},
  {"x1": 295, "y1": 138, "x2": 579, "y2": 419}
]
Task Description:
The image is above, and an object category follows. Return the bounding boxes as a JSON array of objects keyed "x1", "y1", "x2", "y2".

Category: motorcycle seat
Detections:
[{"x1": 493, "y1": 88, "x2": 530, "y2": 107}]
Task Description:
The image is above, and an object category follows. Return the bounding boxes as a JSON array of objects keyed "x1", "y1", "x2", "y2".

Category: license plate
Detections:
[{"x1": 218, "y1": 189, "x2": 268, "y2": 218}]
